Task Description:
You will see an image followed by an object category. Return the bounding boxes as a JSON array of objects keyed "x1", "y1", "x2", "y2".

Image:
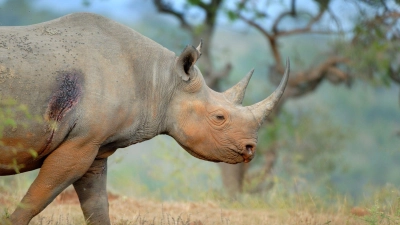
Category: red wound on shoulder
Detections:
[{"x1": 47, "y1": 70, "x2": 82, "y2": 122}]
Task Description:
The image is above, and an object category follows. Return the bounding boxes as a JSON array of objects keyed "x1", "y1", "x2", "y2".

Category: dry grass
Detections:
[{"x1": 0, "y1": 188, "x2": 376, "y2": 225}]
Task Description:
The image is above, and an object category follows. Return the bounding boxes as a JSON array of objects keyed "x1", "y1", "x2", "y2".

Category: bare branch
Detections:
[
  {"x1": 327, "y1": 7, "x2": 343, "y2": 32},
  {"x1": 288, "y1": 57, "x2": 349, "y2": 86},
  {"x1": 280, "y1": 29, "x2": 334, "y2": 37},
  {"x1": 239, "y1": 3, "x2": 333, "y2": 69},
  {"x1": 326, "y1": 66, "x2": 350, "y2": 84},
  {"x1": 276, "y1": 9, "x2": 326, "y2": 37},
  {"x1": 237, "y1": 14, "x2": 285, "y2": 68},
  {"x1": 279, "y1": 57, "x2": 350, "y2": 98},
  {"x1": 238, "y1": 14, "x2": 272, "y2": 40},
  {"x1": 272, "y1": 0, "x2": 297, "y2": 34},
  {"x1": 286, "y1": 78, "x2": 323, "y2": 98},
  {"x1": 272, "y1": 11, "x2": 292, "y2": 34}
]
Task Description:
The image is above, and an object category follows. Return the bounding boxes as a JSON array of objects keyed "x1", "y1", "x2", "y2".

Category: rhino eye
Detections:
[
  {"x1": 216, "y1": 115, "x2": 225, "y2": 120},
  {"x1": 208, "y1": 109, "x2": 228, "y2": 126}
]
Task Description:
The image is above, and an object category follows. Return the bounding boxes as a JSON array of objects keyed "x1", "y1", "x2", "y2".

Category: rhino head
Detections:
[{"x1": 165, "y1": 42, "x2": 289, "y2": 164}]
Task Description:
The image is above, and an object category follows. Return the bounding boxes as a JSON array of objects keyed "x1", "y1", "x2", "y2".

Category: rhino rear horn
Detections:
[
  {"x1": 176, "y1": 45, "x2": 201, "y2": 81},
  {"x1": 223, "y1": 69, "x2": 254, "y2": 105}
]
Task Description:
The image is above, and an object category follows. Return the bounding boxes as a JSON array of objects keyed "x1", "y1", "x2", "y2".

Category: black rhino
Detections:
[{"x1": 0, "y1": 13, "x2": 289, "y2": 224}]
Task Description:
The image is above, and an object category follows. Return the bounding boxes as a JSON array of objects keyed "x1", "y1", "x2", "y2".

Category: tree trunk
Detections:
[{"x1": 218, "y1": 163, "x2": 246, "y2": 196}]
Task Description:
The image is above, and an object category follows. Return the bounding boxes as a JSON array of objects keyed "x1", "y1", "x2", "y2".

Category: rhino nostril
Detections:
[
  {"x1": 245, "y1": 144, "x2": 254, "y2": 155},
  {"x1": 242, "y1": 144, "x2": 256, "y2": 163}
]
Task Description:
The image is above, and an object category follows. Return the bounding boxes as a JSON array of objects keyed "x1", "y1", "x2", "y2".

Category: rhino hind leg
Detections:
[
  {"x1": 73, "y1": 158, "x2": 111, "y2": 225},
  {"x1": 9, "y1": 138, "x2": 99, "y2": 225}
]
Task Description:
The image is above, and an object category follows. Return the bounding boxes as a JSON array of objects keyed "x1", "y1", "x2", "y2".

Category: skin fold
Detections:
[{"x1": 0, "y1": 13, "x2": 289, "y2": 224}]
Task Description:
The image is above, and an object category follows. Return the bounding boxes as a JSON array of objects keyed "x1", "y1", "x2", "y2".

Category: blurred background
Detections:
[{"x1": 0, "y1": 0, "x2": 399, "y2": 206}]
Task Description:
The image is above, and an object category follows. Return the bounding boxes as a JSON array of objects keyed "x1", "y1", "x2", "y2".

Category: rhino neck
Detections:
[{"x1": 130, "y1": 45, "x2": 177, "y2": 141}]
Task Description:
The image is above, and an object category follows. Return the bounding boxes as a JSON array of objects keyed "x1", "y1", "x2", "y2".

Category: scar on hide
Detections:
[
  {"x1": 40, "y1": 70, "x2": 82, "y2": 155},
  {"x1": 46, "y1": 69, "x2": 83, "y2": 122}
]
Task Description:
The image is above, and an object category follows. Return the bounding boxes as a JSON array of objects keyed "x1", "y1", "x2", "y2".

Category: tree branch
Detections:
[
  {"x1": 277, "y1": 57, "x2": 350, "y2": 98},
  {"x1": 272, "y1": 11, "x2": 292, "y2": 34},
  {"x1": 288, "y1": 57, "x2": 349, "y2": 86},
  {"x1": 276, "y1": 9, "x2": 327, "y2": 37},
  {"x1": 272, "y1": 0, "x2": 297, "y2": 33},
  {"x1": 286, "y1": 78, "x2": 323, "y2": 98},
  {"x1": 327, "y1": 7, "x2": 343, "y2": 32},
  {"x1": 326, "y1": 66, "x2": 349, "y2": 84},
  {"x1": 239, "y1": 3, "x2": 334, "y2": 71},
  {"x1": 238, "y1": 13, "x2": 272, "y2": 40}
]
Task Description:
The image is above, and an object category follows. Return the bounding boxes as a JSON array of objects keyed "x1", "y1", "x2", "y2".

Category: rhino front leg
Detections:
[
  {"x1": 73, "y1": 157, "x2": 110, "y2": 225},
  {"x1": 9, "y1": 139, "x2": 99, "y2": 225}
]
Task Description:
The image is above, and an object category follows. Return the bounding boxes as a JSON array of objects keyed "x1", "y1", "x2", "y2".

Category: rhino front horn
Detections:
[
  {"x1": 247, "y1": 58, "x2": 290, "y2": 127},
  {"x1": 223, "y1": 69, "x2": 254, "y2": 105}
]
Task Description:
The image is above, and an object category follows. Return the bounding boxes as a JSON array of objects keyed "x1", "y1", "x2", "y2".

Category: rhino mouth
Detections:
[
  {"x1": 180, "y1": 143, "x2": 245, "y2": 164},
  {"x1": 180, "y1": 144, "x2": 219, "y2": 162}
]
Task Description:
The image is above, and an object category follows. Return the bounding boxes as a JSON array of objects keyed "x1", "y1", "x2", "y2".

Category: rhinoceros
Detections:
[{"x1": 0, "y1": 13, "x2": 289, "y2": 224}]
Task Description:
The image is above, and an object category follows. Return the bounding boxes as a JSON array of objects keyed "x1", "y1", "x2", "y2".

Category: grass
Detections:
[
  {"x1": 1, "y1": 173, "x2": 400, "y2": 225},
  {"x1": 2, "y1": 185, "x2": 400, "y2": 225}
]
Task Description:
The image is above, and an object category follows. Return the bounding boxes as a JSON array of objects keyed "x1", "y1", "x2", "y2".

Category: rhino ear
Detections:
[{"x1": 176, "y1": 45, "x2": 201, "y2": 81}]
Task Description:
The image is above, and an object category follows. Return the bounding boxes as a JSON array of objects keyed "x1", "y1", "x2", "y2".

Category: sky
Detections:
[
  {"x1": 24, "y1": 0, "x2": 391, "y2": 34},
  {"x1": 32, "y1": 0, "x2": 154, "y2": 23},
  {"x1": 0, "y1": 0, "x2": 353, "y2": 29},
  {"x1": 2, "y1": 0, "x2": 396, "y2": 34}
]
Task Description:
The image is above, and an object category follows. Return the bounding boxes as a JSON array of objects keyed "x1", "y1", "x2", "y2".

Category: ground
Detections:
[{"x1": 0, "y1": 188, "x2": 375, "y2": 225}]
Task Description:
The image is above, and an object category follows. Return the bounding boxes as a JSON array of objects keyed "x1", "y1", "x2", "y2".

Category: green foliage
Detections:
[
  {"x1": 2, "y1": 208, "x2": 10, "y2": 219},
  {"x1": 358, "y1": 185, "x2": 400, "y2": 225},
  {"x1": 0, "y1": 97, "x2": 35, "y2": 173},
  {"x1": 337, "y1": 5, "x2": 400, "y2": 87},
  {"x1": 224, "y1": 0, "x2": 268, "y2": 22},
  {"x1": 226, "y1": 10, "x2": 238, "y2": 21},
  {"x1": 258, "y1": 108, "x2": 347, "y2": 186},
  {"x1": 187, "y1": 0, "x2": 202, "y2": 5},
  {"x1": 0, "y1": 98, "x2": 31, "y2": 139}
]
